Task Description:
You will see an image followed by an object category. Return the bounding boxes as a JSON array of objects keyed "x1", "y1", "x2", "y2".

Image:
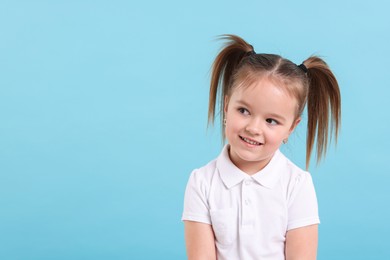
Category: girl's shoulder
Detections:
[
  {"x1": 276, "y1": 152, "x2": 316, "y2": 205},
  {"x1": 278, "y1": 151, "x2": 311, "y2": 179},
  {"x1": 187, "y1": 158, "x2": 219, "y2": 185},
  {"x1": 277, "y1": 151, "x2": 314, "y2": 192}
]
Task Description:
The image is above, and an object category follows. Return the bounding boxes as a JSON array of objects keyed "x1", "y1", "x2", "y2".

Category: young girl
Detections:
[{"x1": 182, "y1": 35, "x2": 341, "y2": 260}]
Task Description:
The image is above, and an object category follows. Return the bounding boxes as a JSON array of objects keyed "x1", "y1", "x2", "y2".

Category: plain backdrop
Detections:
[{"x1": 1, "y1": 0, "x2": 389, "y2": 259}]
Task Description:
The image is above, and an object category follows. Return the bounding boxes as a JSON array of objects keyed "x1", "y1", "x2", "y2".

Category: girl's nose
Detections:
[{"x1": 245, "y1": 120, "x2": 262, "y2": 135}]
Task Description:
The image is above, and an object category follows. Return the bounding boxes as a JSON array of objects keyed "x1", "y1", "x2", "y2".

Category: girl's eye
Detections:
[
  {"x1": 238, "y1": 108, "x2": 249, "y2": 115},
  {"x1": 266, "y1": 118, "x2": 279, "y2": 125}
]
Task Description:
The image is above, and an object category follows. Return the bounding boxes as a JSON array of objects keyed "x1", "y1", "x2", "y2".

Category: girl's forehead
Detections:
[
  {"x1": 229, "y1": 78, "x2": 299, "y2": 115},
  {"x1": 232, "y1": 77, "x2": 292, "y2": 100}
]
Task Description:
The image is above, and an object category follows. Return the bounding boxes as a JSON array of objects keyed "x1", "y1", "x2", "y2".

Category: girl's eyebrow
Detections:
[
  {"x1": 236, "y1": 100, "x2": 251, "y2": 107},
  {"x1": 267, "y1": 113, "x2": 287, "y2": 122}
]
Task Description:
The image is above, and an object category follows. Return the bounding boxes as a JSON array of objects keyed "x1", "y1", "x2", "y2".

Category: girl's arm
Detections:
[
  {"x1": 184, "y1": 220, "x2": 216, "y2": 260},
  {"x1": 285, "y1": 224, "x2": 318, "y2": 260}
]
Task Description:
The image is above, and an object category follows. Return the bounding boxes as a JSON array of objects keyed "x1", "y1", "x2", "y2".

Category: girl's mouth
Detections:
[{"x1": 240, "y1": 136, "x2": 262, "y2": 146}]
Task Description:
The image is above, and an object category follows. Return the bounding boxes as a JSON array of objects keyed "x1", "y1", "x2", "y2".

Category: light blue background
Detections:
[{"x1": 1, "y1": 0, "x2": 389, "y2": 259}]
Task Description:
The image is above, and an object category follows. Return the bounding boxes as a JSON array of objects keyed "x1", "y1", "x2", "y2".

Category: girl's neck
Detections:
[{"x1": 227, "y1": 145, "x2": 273, "y2": 175}]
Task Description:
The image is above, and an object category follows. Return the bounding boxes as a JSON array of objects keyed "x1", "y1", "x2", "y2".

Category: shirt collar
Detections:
[
  {"x1": 251, "y1": 149, "x2": 283, "y2": 189},
  {"x1": 216, "y1": 145, "x2": 284, "y2": 189}
]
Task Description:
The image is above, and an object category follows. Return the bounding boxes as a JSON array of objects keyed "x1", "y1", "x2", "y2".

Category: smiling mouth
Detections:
[{"x1": 240, "y1": 136, "x2": 262, "y2": 146}]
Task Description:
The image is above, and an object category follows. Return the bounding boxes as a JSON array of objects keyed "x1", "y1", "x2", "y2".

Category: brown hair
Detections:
[{"x1": 208, "y1": 34, "x2": 341, "y2": 169}]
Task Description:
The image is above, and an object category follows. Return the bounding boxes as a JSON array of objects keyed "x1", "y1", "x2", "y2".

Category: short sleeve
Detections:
[
  {"x1": 181, "y1": 170, "x2": 211, "y2": 224},
  {"x1": 287, "y1": 173, "x2": 320, "y2": 230}
]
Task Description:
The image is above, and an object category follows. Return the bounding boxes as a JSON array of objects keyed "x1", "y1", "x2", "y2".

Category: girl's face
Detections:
[{"x1": 224, "y1": 77, "x2": 300, "y2": 174}]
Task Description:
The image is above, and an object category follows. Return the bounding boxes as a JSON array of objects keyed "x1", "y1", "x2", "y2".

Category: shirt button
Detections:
[
  {"x1": 245, "y1": 199, "x2": 251, "y2": 205},
  {"x1": 244, "y1": 180, "x2": 252, "y2": 185}
]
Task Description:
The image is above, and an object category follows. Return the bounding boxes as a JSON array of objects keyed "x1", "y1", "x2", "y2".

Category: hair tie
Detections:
[
  {"x1": 246, "y1": 45, "x2": 256, "y2": 56},
  {"x1": 298, "y1": 63, "x2": 308, "y2": 73},
  {"x1": 246, "y1": 50, "x2": 256, "y2": 56}
]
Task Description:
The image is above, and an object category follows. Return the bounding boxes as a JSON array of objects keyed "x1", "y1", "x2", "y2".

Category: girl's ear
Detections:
[
  {"x1": 289, "y1": 117, "x2": 301, "y2": 134},
  {"x1": 224, "y1": 95, "x2": 229, "y2": 113}
]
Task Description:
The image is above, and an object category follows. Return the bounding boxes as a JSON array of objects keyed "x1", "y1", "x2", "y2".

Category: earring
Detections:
[
  {"x1": 282, "y1": 139, "x2": 288, "y2": 144},
  {"x1": 223, "y1": 118, "x2": 227, "y2": 125}
]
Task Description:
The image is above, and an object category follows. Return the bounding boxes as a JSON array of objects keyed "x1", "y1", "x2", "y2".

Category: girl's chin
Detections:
[{"x1": 229, "y1": 151, "x2": 272, "y2": 172}]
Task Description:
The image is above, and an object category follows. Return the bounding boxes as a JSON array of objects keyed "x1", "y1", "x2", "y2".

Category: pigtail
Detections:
[
  {"x1": 208, "y1": 35, "x2": 254, "y2": 138},
  {"x1": 304, "y1": 57, "x2": 341, "y2": 168}
]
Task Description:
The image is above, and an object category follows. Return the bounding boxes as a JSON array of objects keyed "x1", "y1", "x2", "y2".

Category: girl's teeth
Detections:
[{"x1": 242, "y1": 137, "x2": 260, "y2": 145}]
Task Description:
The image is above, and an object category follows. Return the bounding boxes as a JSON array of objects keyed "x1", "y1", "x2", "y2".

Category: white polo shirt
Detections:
[{"x1": 182, "y1": 145, "x2": 320, "y2": 260}]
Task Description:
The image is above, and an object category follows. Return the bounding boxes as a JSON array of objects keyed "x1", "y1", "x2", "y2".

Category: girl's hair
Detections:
[{"x1": 208, "y1": 34, "x2": 341, "y2": 169}]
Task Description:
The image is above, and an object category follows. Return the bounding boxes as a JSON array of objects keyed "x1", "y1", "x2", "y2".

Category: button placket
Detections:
[{"x1": 241, "y1": 178, "x2": 255, "y2": 227}]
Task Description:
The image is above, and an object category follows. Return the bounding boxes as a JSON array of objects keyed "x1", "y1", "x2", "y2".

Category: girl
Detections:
[{"x1": 182, "y1": 35, "x2": 341, "y2": 260}]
